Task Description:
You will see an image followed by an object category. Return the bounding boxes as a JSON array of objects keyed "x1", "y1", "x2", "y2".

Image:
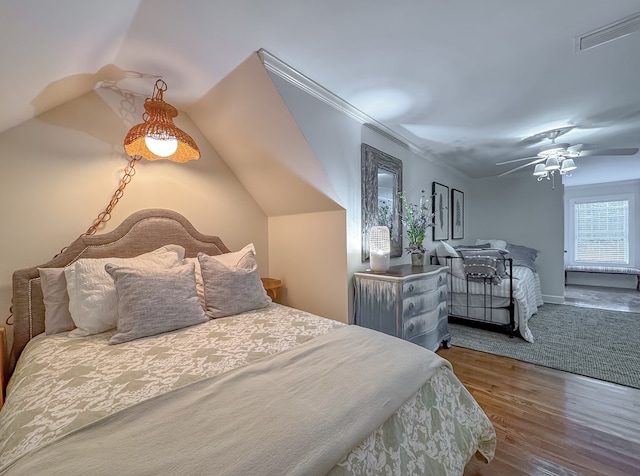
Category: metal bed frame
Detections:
[{"x1": 433, "y1": 255, "x2": 516, "y2": 336}]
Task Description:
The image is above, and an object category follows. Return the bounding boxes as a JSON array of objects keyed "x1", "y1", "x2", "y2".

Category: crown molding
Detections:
[{"x1": 257, "y1": 48, "x2": 423, "y2": 155}]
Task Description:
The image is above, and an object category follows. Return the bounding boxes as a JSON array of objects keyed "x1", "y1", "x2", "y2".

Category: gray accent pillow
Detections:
[
  {"x1": 198, "y1": 250, "x2": 271, "y2": 318},
  {"x1": 459, "y1": 249, "x2": 510, "y2": 283},
  {"x1": 506, "y1": 243, "x2": 539, "y2": 272},
  {"x1": 105, "y1": 262, "x2": 207, "y2": 345}
]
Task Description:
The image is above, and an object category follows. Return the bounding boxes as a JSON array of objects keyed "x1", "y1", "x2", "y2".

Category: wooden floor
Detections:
[{"x1": 440, "y1": 346, "x2": 640, "y2": 476}]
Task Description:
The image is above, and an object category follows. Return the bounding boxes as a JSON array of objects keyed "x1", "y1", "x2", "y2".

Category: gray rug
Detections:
[{"x1": 448, "y1": 303, "x2": 640, "y2": 389}]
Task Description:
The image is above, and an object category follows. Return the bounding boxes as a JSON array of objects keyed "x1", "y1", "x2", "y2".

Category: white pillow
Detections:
[
  {"x1": 435, "y1": 241, "x2": 465, "y2": 278},
  {"x1": 213, "y1": 243, "x2": 255, "y2": 267},
  {"x1": 475, "y1": 239, "x2": 507, "y2": 250},
  {"x1": 65, "y1": 245, "x2": 185, "y2": 337}
]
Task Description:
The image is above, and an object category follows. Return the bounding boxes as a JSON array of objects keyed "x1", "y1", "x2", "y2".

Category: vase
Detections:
[{"x1": 411, "y1": 251, "x2": 426, "y2": 267}]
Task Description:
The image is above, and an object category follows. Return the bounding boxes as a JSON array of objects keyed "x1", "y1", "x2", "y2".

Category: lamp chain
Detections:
[{"x1": 85, "y1": 156, "x2": 141, "y2": 236}]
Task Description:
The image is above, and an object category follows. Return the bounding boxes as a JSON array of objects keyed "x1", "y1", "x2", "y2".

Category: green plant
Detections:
[{"x1": 399, "y1": 190, "x2": 436, "y2": 254}]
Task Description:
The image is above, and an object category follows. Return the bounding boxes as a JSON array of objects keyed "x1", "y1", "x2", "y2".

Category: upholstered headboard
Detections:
[{"x1": 10, "y1": 209, "x2": 230, "y2": 372}]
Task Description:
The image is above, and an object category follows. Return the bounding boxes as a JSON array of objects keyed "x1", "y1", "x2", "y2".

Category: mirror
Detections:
[{"x1": 361, "y1": 144, "x2": 403, "y2": 261}]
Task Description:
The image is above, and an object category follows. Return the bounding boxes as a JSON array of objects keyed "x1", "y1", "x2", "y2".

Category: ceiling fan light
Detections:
[
  {"x1": 533, "y1": 164, "x2": 548, "y2": 176},
  {"x1": 544, "y1": 156, "x2": 560, "y2": 170},
  {"x1": 561, "y1": 158, "x2": 577, "y2": 172}
]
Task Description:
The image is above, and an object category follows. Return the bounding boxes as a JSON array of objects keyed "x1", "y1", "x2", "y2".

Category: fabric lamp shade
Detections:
[
  {"x1": 124, "y1": 80, "x2": 200, "y2": 163},
  {"x1": 369, "y1": 226, "x2": 391, "y2": 273}
]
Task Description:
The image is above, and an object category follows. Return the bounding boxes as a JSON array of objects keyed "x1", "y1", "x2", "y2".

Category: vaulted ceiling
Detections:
[{"x1": 2, "y1": 0, "x2": 640, "y2": 182}]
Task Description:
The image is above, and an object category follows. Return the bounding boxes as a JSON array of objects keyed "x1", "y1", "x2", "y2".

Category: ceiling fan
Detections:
[{"x1": 496, "y1": 127, "x2": 639, "y2": 178}]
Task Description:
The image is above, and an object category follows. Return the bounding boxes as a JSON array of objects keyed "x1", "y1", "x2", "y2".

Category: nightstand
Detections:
[
  {"x1": 353, "y1": 264, "x2": 450, "y2": 352},
  {"x1": 261, "y1": 277, "x2": 282, "y2": 302}
]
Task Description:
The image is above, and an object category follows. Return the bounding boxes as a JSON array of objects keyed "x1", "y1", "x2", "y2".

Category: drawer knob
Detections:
[
  {"x1": 408, "y1": 302, "x2": 414, "y2": 311},
  {"x1": 408, "y1": 284, "x2": 414, "y2": 292},
  {"x1": 409, "y1": 323, "x2": 415, "y2": 332}
]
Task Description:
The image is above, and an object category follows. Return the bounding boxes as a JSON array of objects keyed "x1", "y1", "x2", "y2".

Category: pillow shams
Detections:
[
  {"x1": 198, "y1": 250, "x2": 271, "y2": 318},
  {"x1": 106, "y1": 262, "x2": 207, "y2": 345},
  {"x1": 65, "y1": 245, "x2": 186, "y2": 337},
  {"x1": 39, "y1": 267, "x2": 76, "y2": 334}
]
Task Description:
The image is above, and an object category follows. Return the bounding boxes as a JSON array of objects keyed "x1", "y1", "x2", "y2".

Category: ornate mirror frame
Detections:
[{"x1": 361, "y1": 144, "x2": 403, "y2": 261}]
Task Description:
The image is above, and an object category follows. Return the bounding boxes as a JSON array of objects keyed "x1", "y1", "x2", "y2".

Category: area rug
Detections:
[{"x1": 448, "y1": 303, "x2": 640, "y2": 389}]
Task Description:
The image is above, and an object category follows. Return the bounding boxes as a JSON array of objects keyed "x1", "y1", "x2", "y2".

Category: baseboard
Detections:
[{"x1": 542, "y1": 294, "x2": 564, "y2": 304}]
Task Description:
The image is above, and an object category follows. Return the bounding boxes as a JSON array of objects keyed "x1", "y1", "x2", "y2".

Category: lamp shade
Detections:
[
  {"x1": 369, "y1": 226, "x2": 391, "y2": 273},
  {"x1": 124, "y1": 80, "x2": 200, "y2": 163},
  {"x1": 561, "y1": 158, "x2": 577, "y2": 172},
  {"x1": 533, "y1": 164, "x2": 548, "y2": 176},
  {"x1": 544, "y1": 156, "x2": 560, "y2": 170}
]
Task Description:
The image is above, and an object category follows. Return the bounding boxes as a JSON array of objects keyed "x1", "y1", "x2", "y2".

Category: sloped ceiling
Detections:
[{"x1": 2, "y1": 0, "x2": 640, "y2": 182}]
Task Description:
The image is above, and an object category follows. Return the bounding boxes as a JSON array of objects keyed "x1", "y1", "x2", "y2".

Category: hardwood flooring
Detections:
[{"x1": 440, "y1": 346, "x2": 640, "y2": 476}]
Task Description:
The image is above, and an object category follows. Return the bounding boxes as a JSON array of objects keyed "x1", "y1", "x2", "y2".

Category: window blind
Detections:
[{"x1": 574, "y1": 199, "x2": 629, "y2": 264}]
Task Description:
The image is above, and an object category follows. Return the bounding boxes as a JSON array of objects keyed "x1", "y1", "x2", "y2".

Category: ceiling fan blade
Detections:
[
  {"x1": 579, "y1": 148, "x2": 639, "y2": 157},
  {"x1": 496, "y1": 155, "x2": 540, "y2": 166},
  {"x1": 497, "y1": 158, "x2": 544, "y2": 177}
]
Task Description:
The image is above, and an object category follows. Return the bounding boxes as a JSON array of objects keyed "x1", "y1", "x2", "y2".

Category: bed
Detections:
[
  {"x1": 435, "y1": 240, "x2": 543, "y2": 343},
  {"x1": 0, "y1": 209, "x2": 496, "y2": 475}
]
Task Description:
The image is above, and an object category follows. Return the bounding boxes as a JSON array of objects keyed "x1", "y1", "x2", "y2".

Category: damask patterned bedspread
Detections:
[{"x1": 0, "y1": 303, "x2": 495, "y2": 474}]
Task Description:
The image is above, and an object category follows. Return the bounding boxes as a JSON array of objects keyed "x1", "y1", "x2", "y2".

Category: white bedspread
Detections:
[
  {"x1": 449, "y1": 266, "x2": 543, "y2": 342},
  {"x1": 0, "y1": 303, "x2": 496, "y2": 474}
]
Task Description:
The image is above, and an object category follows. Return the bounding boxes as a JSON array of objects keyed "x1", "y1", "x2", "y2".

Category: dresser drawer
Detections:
[
  {"x1": 402, "y1": 285, "x2": 447, "y2": 319},
  {"x1": 403, "y1": 302, "x2": 447, "y2": 339},
  {"x1": 402, "y1": 272, "x2": 445, "y2": 296}
]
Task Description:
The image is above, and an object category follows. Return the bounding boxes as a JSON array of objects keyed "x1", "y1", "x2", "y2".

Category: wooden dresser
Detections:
[{"x1": 353, "y1": 264, "x2": 450, "y2": 352}]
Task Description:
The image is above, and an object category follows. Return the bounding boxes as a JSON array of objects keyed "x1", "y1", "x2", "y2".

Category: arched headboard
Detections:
[{"x1": 10, "y1": 209, "x2": 230, "y2": 372}]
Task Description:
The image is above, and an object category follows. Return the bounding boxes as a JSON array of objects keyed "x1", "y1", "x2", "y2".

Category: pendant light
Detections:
[{"x1": 123, "y1": 79, "x2": 200, "y2": 163}]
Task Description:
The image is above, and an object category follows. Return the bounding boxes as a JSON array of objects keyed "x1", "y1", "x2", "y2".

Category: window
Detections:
[{"x1": 572, "y1": 198, "x2": 629, "y2": 264}]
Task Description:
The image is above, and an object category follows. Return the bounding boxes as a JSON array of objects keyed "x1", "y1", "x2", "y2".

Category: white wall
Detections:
[
  {"x1": 564, "y1": 179, "x2": 640, "y2": 289},
  {"x1": 467, "y1": 173, "x2": 565, "y2": 302},
  {"x1": 189, "y1": 54, "x2": 348, "y2": 323},
  {"x1": 268, "y1": 71, "x2": 473, "y2": 320}
]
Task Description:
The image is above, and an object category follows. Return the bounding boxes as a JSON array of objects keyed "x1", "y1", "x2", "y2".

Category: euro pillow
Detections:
[
  {"x1": 38, "y1": 267, "x2": 75, "y2": 334},
  {"x1": 105, "y1": 262, "x2": 207, "y2": 345},
  {"x1": 198, "y1": 249, "x2": 271, "y2": 318},
  {"x1": 64, "y1": 245, "x2": 185, "y2": 337}
]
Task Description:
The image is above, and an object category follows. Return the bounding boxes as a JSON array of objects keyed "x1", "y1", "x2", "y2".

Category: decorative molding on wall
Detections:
[{"x1": 258, "y1": 48, "x2": 422, "y2": 155}]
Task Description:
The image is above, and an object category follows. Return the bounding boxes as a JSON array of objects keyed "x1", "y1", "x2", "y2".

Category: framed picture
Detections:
[
  {"x1": 432, "y1": 182, "x2": 449, "y2": 241},
  {"x1": 451, "y1": 189, "x2": 464, "y2": 239}
]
